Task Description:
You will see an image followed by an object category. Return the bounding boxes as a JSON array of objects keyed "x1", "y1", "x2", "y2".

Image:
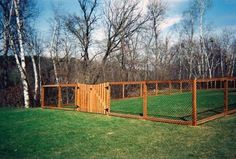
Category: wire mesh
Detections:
[
  {"x1": 228, "y1": 79, "x2": 236, "y2": 111},
  {"x1": 42, "y1": 77, "x2": 236, "y2": 125},
  {"x1": 157, "y1": 82, "x2": 170, "y2": 95},
  {"x1": 171, "y1": 82, "x2": 181, "y2": 94},
  {"x1": 125, "y1": 84, "x2": 141, "y2": 98},
  {"x1": 147, "y1": 83, "x2": 157, "y2": 96},
  {"x1": 110, "y1": 85, "x2": 123, "y2": 99},
  {"x1": 215, "y1": 80, "x2": 224, "y2": 89},
  {"x1": 61, "y1": 87, "x2": 76, "y2": 108},
  {"x1": 44, "y1": 87, "x2": 58, "y2": 107},
  {"x1": 110, "y1": 83, "x2": 143, "y2": 116},
  {"x1": 147, "y1": 81, "x2": 193, "y2": 121},
  {"x1": 196, "y1": 80, "x2": 224, "y2": 120}
]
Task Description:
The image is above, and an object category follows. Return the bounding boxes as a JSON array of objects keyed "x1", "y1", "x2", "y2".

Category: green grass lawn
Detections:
[
  {"x1": 111, "y1": 90, "x2": 236, "y2": 120},
  {"x1": 0, "y1": 108, "x2": 236, "y2": 158}
]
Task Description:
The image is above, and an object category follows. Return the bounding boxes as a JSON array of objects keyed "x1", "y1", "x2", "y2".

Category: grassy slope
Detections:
[
  {"x1": 111, "y1": 90, "x2": 236, "y2": 120},
  {"x1": 0, "y1": 108, "x2": 236, "y2": 159}
]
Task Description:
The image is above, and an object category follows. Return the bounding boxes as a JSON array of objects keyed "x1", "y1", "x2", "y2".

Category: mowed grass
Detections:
[
  {"x1": 0, "y1": 108, "x2": 236, "y2": 158},
  {"x1": 111, "y1": 89, "x2": 236, "y2": 120}
]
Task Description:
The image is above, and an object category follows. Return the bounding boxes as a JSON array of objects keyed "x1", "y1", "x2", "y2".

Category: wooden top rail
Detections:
[
  {"x1": 42, "y1": 77, "x2": 235, "y2": 87},
  {"x1": 43, "y1": 84, "x2": 77, "y2": 88},
  {"x1": 109, "y1": 81, "x2": 146, "y2": 85},
  {"x1": 197, "y1": 77, "x2": 236, "y2": 82},
  {"x1": 109, "y1": 77, "x2": 235, "y2": 86},
  {"x1": 146, "y1": 79, "x2": 192, "y2": 84}
]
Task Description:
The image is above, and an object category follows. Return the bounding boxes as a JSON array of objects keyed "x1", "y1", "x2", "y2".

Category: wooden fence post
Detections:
[
  {"x1": 192, "y1": 79, "x2": 197, "y2": 126},
  {"x1": 106, "y1": 83, "x2": 111, "y2": 114},
  {"x1": 234, "y1": 79, "x2": 236, "y2": 88},
  {"x1": 169, "y1": 81, "x2": 171, "y2": 95},
  {"x1": 58, "y1": 84, "x2": 62, "y2": 107},
  {"x1": 143, "y1": 82, "x2": 147, "y2": 118},
  {"x1": 224, "y1": 79, "x2": 228, "y2": 115},
  {"x1": 180, "y1": 81, "x2": 183, "y2": 93},
  {"x1": 74, "y1": 85, "x2": 77, "y2": 108},
  {"x1": 140, "y1": 83, "x2": 143, "y2": 97},
  {"x1": 122, "y1": 84, "x2": 125, "y2": 99},
  {"x1": 155, "y1": 82, "x2": 158, "y2": 96},
  {"x1": 41, "y1": 86, "x2": 45, "y2": 108}
]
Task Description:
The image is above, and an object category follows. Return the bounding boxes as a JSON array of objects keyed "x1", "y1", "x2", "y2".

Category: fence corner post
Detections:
[
  {"x1": 192, "y1": 78, "x2": 197, "y2": 126},
  {"x1": 41, "y1": 86, "x2": 45, "y2": 108},
  {"x1": 224, "y1": 79, "x2": 228, "y2": 115},
  {"x1": 143, "y1": 81, "x2": 147, "y2": 118}
]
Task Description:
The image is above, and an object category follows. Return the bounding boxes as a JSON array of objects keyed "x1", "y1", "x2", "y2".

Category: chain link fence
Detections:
[
  {"x1": 42, "y1": 85, "x2": 77, "y2": 109},
  {"x1": 41, "y1": 77, "x2": 236, "y2": 125},
  {"x1": 110, "y1": 83, "x2": 143, "y2": 116},
  {"x1": 196, "y1": 79, "x2": 224, "y2": 120},
  {"x1": 44, "y1": 86, "x2": 58, "y2": 107},
  {"x1": 228, "y1": 79, "x2": 236, "y2": 111},
  {"x1": 109, "y1": 77, "x2": 236, "y2": 125},
  {"x1": 146, "y1": 80, "x2": 192, "y2": 123}
]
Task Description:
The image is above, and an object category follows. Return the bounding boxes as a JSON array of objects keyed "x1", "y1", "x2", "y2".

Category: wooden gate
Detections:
[{"x1": 76, "y1": 83, "x2": 110, "y2": 114}]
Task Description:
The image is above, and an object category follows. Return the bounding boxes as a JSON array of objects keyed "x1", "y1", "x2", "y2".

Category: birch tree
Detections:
[
  {"x1": 194, "y1": 0, "x2": 212, "y2": 78},
  {"x1": 181, "y1": 5, "x2": 197, "y2": 79},
  {"x1": 220, "y1": 29, "x2": 236, "y2": 77},
  {"x1": 12, "y1": 0, "x2": 30, "y2": 108},
  {"x1": 27, "y1": 33, "x2": 40, "y2": 105},
  {"x1": 49, "y1": 19, "x2": 60, "y2": 84}
]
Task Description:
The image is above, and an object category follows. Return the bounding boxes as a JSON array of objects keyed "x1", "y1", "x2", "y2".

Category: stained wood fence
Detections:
[{"x1": 41, "y1": 77, "x2": 236, "y2": 126}]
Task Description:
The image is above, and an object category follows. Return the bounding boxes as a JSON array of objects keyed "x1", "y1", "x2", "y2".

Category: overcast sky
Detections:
[{"x1": 35, "y1": 0, "x2": 236, "y2": 38}]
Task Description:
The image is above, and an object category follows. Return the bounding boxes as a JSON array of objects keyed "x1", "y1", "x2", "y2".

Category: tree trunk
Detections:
[
  {"x1": 230, "y1": 56, "x2": 235, "y2": 77},
  {"x1": 2, "y1": 29, "x2": 9, "y2": 89},
  {"x1": 221, "y1": 52, "x2": 224, "y2": 77},
  {"x1": 50, "y1": 24, "x2": 59, "y2": 84},
  {"x1": 13, "y1": 0, "x2": 30, "y2": 108},
  {"x1": 31, "y1": 54, "x2": 38, "y2": 105},
  {"x1": 38, "y1": 54, "x2": 42, "y2": 100},
  {"x1": 52, "y1": 58, "x2": 59, "y2": 84}
]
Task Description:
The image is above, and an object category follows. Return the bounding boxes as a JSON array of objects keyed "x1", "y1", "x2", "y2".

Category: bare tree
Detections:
[
  {"x1": 93, "y1": 0, "x2": 148, "y2": 83},
  {"x1": 181, "y1": 5, "x2": 197, "y2": 79},
  {"x1": 48, "y1": 17, "x2": 61, "y2": 84},
  {"x1": 145, "y1": 0, "x2": 166, "y2": 80},
  {"x1": 220, "y1": 29, "x2": 236, "y2": 77},
  {"x1": 65, "y1": 0, "x2": 98, "y2": 82},
  {"x1": 194, "y1": 0, "x2": 212, "y2": 78}
]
